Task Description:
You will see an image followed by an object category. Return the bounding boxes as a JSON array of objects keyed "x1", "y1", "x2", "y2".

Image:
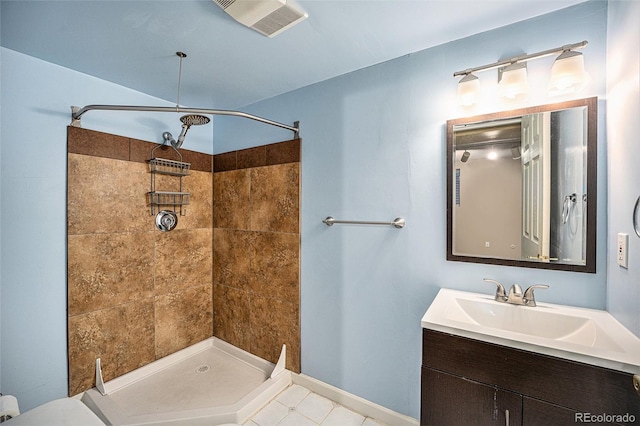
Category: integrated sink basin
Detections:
[
  {"x1": 450, "y1": 296, "x2": 617, "y2": 348},
  {"x1": 422, "y1": 288, "x2": 640, "y2": 373}
]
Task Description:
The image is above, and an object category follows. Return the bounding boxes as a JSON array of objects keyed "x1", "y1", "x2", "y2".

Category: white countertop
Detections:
[{"x1": 422, "y1": 288, "x2": 640, "y2": 374}]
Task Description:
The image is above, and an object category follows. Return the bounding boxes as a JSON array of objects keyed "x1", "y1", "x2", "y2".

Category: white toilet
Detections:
[{"x1": 4, "y1": 398, "x2": 105, "y2": 425}]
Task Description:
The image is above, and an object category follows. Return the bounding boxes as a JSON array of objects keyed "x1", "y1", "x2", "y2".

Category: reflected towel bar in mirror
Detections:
[{"x1": 322, "y1": 216, "x2": 405, "y2": 229}]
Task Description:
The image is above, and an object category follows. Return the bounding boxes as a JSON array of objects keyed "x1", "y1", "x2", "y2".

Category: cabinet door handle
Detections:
[
  {"x1": 634, "y1": 375, "x2": 640, "y2": 397},
  {"x1": 505, "y1": 409, "x2": 510, "y2": 426}
]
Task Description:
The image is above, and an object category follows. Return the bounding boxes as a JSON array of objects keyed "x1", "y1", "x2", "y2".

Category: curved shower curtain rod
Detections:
[{"x1": 70, "y1": 104, "x2": 300, "y2": 136}]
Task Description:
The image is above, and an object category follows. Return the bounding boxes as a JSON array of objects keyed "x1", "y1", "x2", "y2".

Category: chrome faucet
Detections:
[{"x1": 483, "y1": 278, "x2": 549, "y2": 307}]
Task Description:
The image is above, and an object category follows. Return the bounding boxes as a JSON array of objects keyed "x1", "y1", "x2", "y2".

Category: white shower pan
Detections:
[{"x1": 82, "y1": 337, "x2": 291, "y2": 425}]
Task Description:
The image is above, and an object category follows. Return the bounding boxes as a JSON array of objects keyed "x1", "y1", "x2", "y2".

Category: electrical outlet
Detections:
[
  {"x1": 617, "y1": 233, "x2": 628, "y2": 268},
  {"x1": 485, "y1": 241, "x2": 490, "y2": 248}
]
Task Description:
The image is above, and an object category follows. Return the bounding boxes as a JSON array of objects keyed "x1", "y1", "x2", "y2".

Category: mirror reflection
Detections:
[{"x1": 447, "y1": 97, "x2": 597, "y2": 273}]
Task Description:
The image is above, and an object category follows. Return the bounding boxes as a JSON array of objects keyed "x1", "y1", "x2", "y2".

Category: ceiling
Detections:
[{"x1": 1, "y1": 0, "x2": 587, "y2": 110}]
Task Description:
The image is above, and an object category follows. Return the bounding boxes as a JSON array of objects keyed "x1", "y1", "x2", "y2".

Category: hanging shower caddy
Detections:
[{"x1": 148, "y1": 143, "x2": 190, "y2": 217}]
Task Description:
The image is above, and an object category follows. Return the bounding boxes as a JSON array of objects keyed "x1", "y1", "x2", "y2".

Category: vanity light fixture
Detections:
[
  {"x1": 457, "y1": 73, "x2": 480, "y2": 107},
  {"x1": 498, "y1": 62, "x2": 529, "y2": 101},
  {"x1": 453, "y1": 40, "x2": 588, "y2": 106},
  {"x1": 548, "y1": 50, "x2": 590, "y2": 96}
]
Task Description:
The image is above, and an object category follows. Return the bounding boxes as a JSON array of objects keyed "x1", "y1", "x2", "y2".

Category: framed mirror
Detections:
[{"x1": 446, "y1": 97, "x2": 597, "y2": 273}]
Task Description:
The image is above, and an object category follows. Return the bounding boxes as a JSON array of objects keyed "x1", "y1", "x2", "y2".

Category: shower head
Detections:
[
  {"x1": 169, "y1": 114, "x2": 211, "y2": 149},
  {"x1": 180, "y1": 114, "x2": 210, "y2": 126},
  {"x1": 461, "y1": 150, "x2": 471, "y2": 163}
]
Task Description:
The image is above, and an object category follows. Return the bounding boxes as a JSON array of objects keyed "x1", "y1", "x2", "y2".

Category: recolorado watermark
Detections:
[{"x1": 575, "y1": 412, "x2": 636, "y2": 423}]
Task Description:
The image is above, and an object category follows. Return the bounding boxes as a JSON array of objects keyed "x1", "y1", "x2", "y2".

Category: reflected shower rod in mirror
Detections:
[
  {"x1": 70, "y1": 104, "x2": 300, "y2": 136},
  {"x1": 323, "y1": 216, "x2": 406, "y2": 229}
]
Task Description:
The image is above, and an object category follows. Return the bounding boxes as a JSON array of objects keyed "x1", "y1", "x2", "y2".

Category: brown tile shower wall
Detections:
[
  {"x1": 66, "y1": 126, "x2": 301, "y2": 396},
  {"x1": 66, "y1": 126, "x2": 213, "y2": 395},
  {"x1": 213, "y1": 140, "x2": 301, "y2": 373}
]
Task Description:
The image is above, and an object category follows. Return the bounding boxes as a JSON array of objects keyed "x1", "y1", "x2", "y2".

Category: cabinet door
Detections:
[
  {"x1": 421, "y1": 367, "x2": 522, "y2": 426},
  {"x1": 523, "y1": 397, "x2": 614, "y2": 426}
]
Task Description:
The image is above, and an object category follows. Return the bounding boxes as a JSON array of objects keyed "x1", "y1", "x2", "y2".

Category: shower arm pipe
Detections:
[{"x1": 70, "y1": 104, "x2": 300, "y2": 135}]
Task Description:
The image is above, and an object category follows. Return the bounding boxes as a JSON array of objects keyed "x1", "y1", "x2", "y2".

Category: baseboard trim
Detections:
[{"x1": 292, "y1": 373, "x2": 419, "y2": 426}]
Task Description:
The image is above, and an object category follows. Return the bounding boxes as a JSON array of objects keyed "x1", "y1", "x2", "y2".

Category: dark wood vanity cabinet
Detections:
[
  {"x1": 422, "y1": 367, "x2": 523, "y2": 425},
  {"x1": 421, "y1": 329, "x2": 640, "y2": 426}
]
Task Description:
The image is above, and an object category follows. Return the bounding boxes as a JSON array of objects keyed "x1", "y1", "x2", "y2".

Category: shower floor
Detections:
[
  {"x1": 82, "y1": 337, "x2": 291, "y2": 425},
  {"x1": 111, "y1": 345, "x2": 267, "y2": 415}
]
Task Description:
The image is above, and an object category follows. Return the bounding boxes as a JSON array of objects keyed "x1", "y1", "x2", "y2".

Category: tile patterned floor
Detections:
[{"x1": 246, "y1": 384, "x2": 386, "y2": 426}]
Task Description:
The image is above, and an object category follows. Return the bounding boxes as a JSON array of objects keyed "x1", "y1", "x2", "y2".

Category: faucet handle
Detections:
[
  {"x1": 523, "y1": 284, "x2": 549, "y2": 307},
  {"x1": 483, "y1": 278, "x2": 507, "y2": 301}
]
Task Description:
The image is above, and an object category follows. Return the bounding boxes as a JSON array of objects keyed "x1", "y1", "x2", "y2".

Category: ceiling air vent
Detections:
[{"x1": 212, "y1": 0, "x2": 308, "y2": 38}]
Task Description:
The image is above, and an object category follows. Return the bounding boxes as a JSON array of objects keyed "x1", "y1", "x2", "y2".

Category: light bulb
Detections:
[
  {"x1": 498, "y1": 62, "x2": 529, "y2": 101},
  {"x1": 457, "y1": 73, "x2": 480, "y2": 106},
  {"x1": 549, "y1": 50, "x2": 589, "y2": 96}
]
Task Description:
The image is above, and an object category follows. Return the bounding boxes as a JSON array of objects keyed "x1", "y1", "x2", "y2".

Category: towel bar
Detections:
[{"x1": 322, "y1": 216, "x2": 405, "y2": 229}]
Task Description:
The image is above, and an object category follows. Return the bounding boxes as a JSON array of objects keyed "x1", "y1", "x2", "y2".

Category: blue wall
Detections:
[
  {"x1": 0, "y1": 48, "x2": 214, "y2": 411},
  {"x1": 605, "y1": 1, "x2": 640, "y2": 337},
  {"x1": 215, "y1": 2, "x2": 611, "y2": 418}
]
